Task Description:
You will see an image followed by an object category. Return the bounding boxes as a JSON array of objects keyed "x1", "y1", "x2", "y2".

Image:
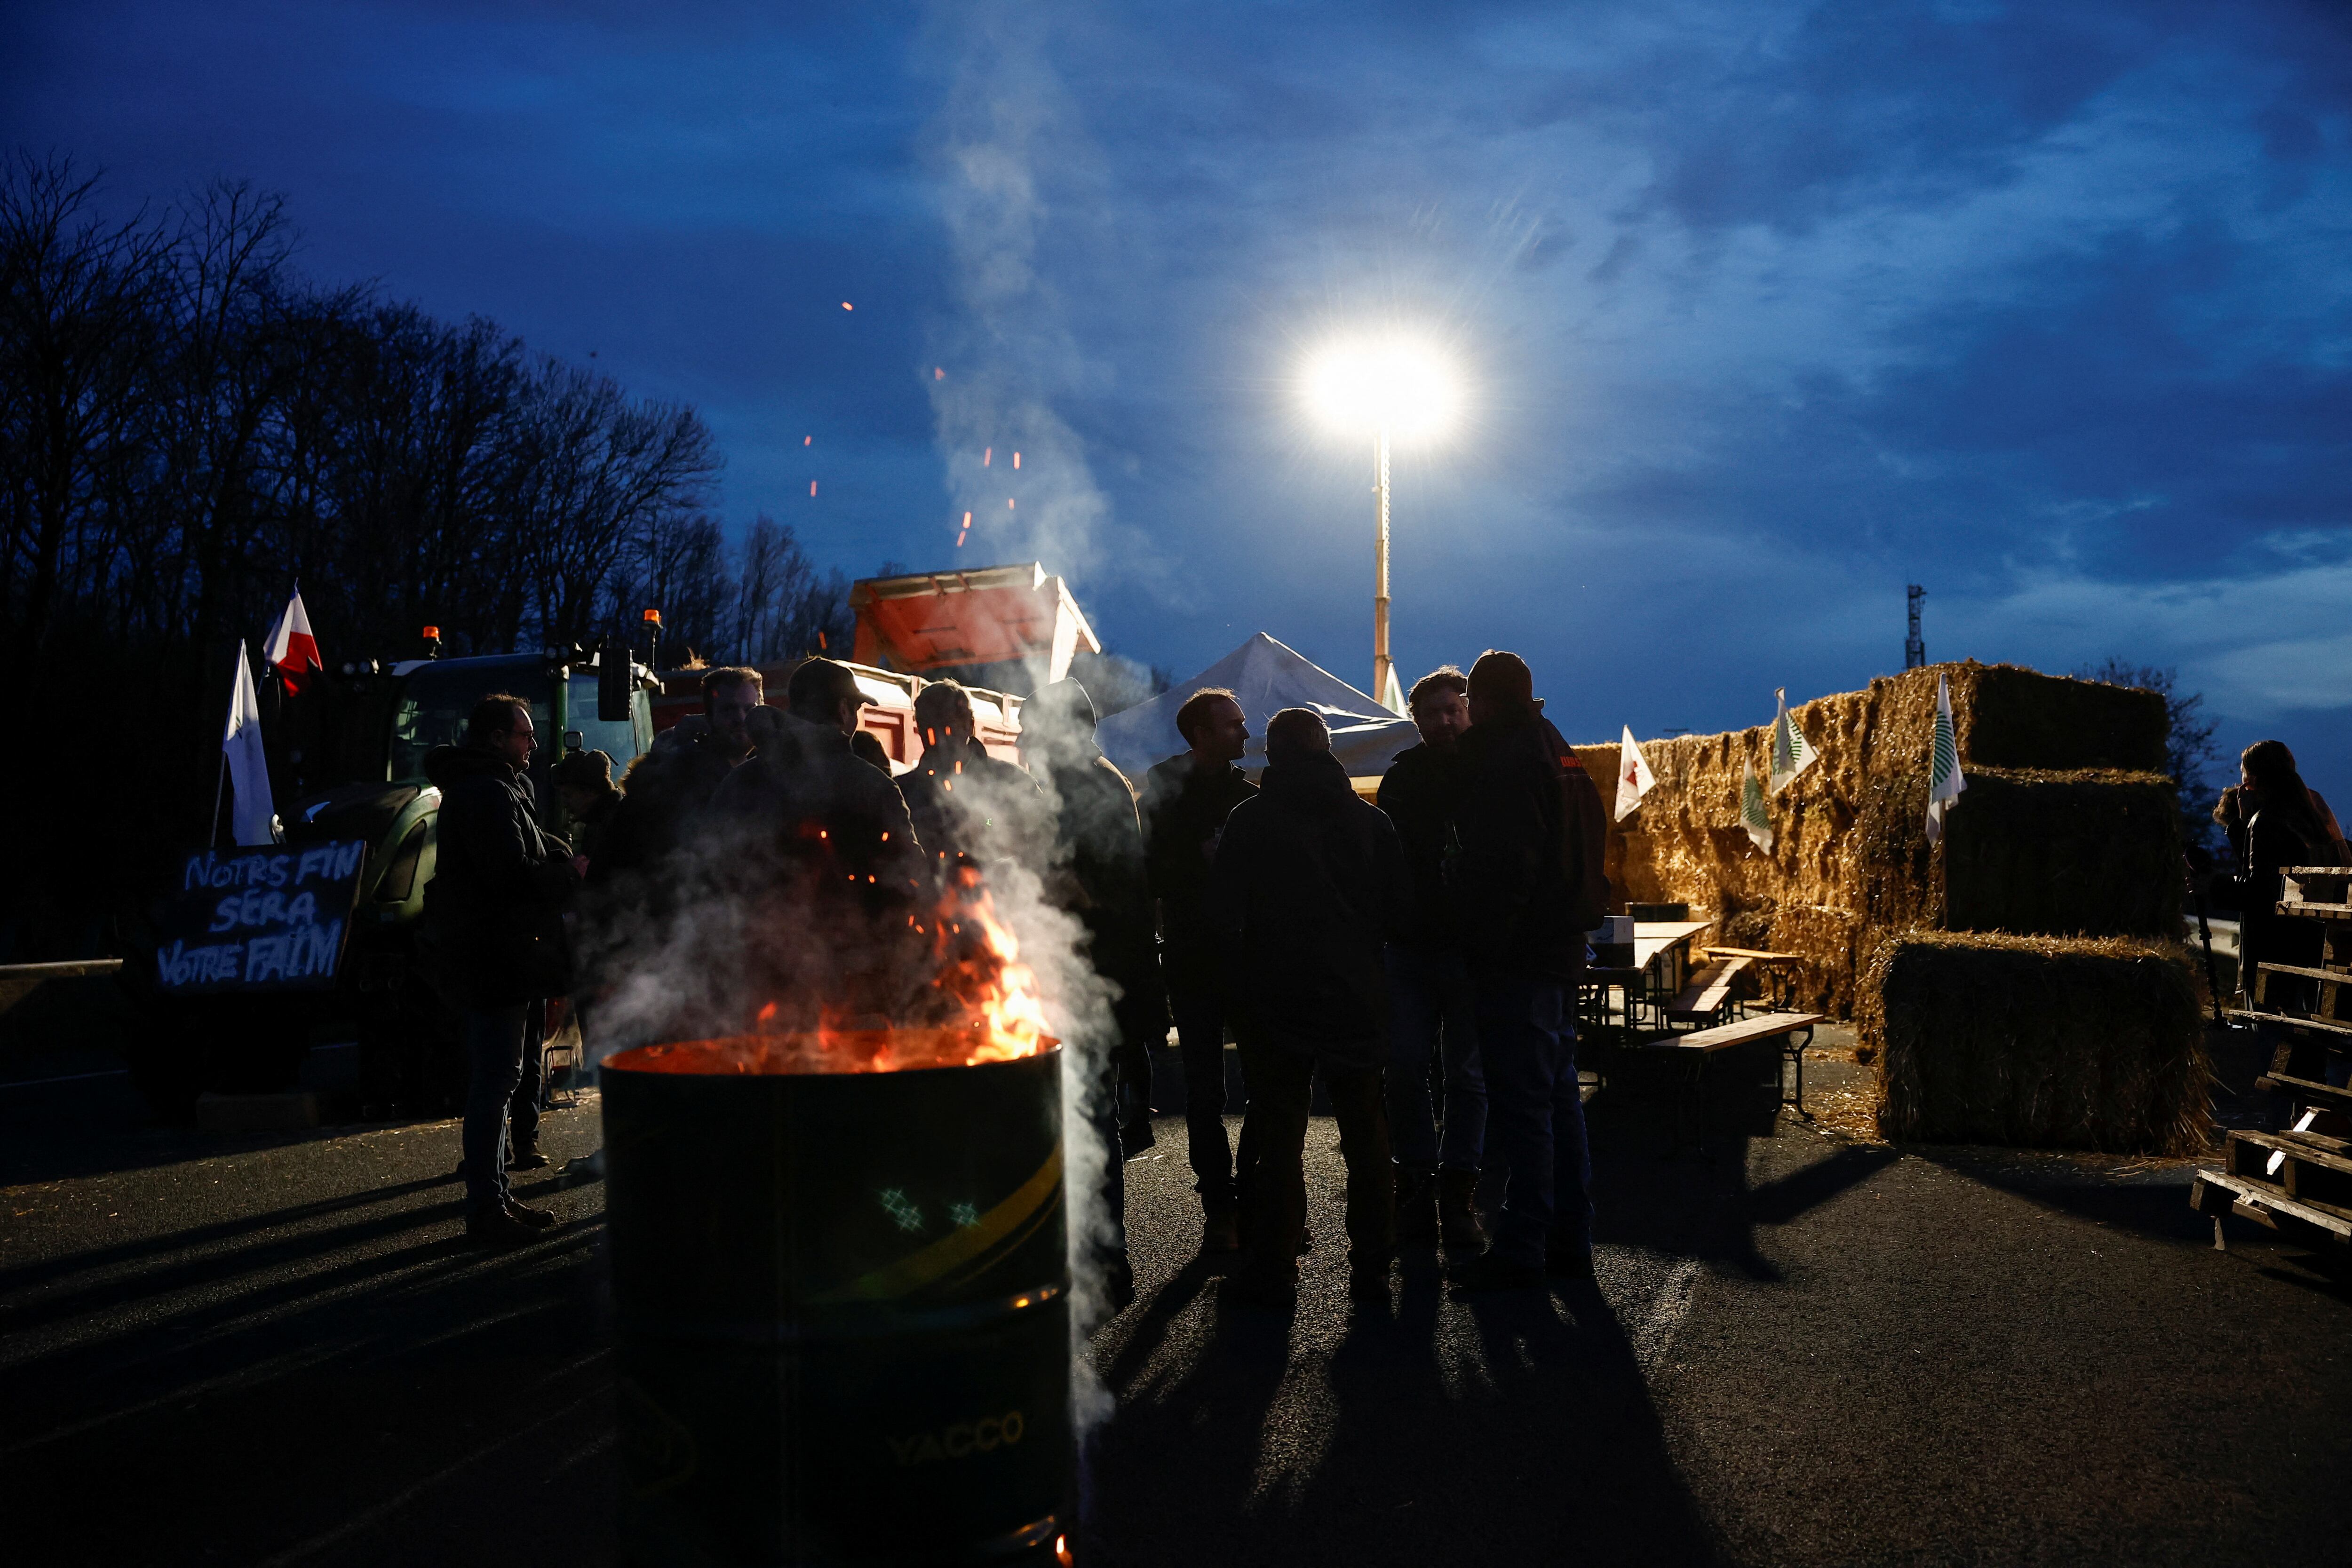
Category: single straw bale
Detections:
[
  {"x1": 1861, "y1": 931, "x2": 2210, "y2": 1155},
  {"x1": 1942, "y1": 768, "x2": 2183, "y2": 937},
  {"x1": 1957, "y1": 665, "x2": 2167, "y2": 773}
]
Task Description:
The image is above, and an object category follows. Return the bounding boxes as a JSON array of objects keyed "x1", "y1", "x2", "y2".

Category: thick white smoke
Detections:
[
  {"x1": 921, "y1": 0, "x2": 1123, "y2": 589},
  {"x1": 921, "y1": 0, "x2": 1148, "y2": 1439}
]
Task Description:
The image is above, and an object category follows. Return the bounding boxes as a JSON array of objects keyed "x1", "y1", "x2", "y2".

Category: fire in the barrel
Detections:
[
  {"x1": 618, "y1": 883, "x2": 1052, "y2": 1076},
  {"x1": 602, "y1": 874, "x2": 1075, "y2": 1565}
]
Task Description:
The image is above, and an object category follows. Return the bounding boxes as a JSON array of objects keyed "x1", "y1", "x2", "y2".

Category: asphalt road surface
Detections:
[{"x1": 3, "y1": 1037, "x2": 2347, "y2": 1568}]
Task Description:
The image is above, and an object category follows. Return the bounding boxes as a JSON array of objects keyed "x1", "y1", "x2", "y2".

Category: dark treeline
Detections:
[{"x1": 0, "y1": 155, "x2": 849, "y2": 952}]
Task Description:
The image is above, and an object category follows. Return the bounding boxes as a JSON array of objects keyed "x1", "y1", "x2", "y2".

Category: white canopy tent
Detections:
[{"x1": 1094, "y1": 632, "x2": 1422, "y2": 783}]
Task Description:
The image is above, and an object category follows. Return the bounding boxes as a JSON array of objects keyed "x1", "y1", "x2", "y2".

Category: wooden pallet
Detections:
[
  {"x1": 2204, "y1": 867, "x2": 2352, "y2": 1251},
  {"x1": 2192, "y1": 1167, "x2": 2352, "y2": 1249},
  {"x1": 2226, "y1": 1127, "x2": 2352, "y2": 1208}
]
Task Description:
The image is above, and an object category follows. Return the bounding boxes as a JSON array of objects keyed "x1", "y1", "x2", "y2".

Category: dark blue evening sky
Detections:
[{"x1": 8, "y1": 0, "x2": 2348, "y2": 785}]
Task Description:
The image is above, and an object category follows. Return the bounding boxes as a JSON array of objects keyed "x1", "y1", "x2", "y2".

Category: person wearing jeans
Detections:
[
  {"x1": 1231, "y1": 1039, "x2": 1393, "y2": 1301},
  {"x1": 1377, "y1": 665, "x2": 1486, "y2": 1244},
  {"x1": 1472, "y1": 975, "x2": 1590, "y2": 1272},
  {"x1": 1384, "y1": 943, "x2": 1486, "y2": 1237},
  {"x1": 1208, "y1": 708, "x2": 1411, "y2": 1309},
  {"x1": 1141, "y1": 688, "x2": 1257, "y2": 1252},
  {"x1": 1443, "y1": 651, "x2": 1610, "y2": 1293},
  {"x1": 461, "y1": 1003, "x2": 532, "y2": 1214},
  {"x1": 424, "y1": 693, "x2": 580, "y2": 1246}
]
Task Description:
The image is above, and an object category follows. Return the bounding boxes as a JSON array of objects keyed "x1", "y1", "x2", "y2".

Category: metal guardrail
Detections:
[{"x1": 0, "y1": 959, "x2": 125, "y2": 982}]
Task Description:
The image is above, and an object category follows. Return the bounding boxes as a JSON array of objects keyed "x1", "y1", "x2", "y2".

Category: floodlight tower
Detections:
[
  {"x1": 1306, "y1": 338, "x2": 1460, "y2": 714},
  {"x1": 1905, "y1": 585, "x2": 1926, "y2": 669}
]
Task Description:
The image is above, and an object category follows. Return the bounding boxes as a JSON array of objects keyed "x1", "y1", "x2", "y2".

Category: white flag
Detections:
[
  {"x1": 1926, "y1": 671, "x2": 1965, "y2": 844},
  {"x1": 1740, "y1": 757, "x2": 1774, "y2": 853},
  {"x1": 1613, "y1": 725, "x2": 1657, "y2": 822},
  {"x1": 222, "y1": 641, "x2": 278, "y2": 846},
  {"x1": 262, "y1": 582, "x2": 322, "y2": 693},
  {"x1": 1769, "y1": 687, "x2": 1817, "y2": 793}
]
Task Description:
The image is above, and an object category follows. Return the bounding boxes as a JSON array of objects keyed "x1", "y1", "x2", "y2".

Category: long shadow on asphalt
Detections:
[
  {"x1": 1089, "y1": 1264, "x2": 1721, "y2": 1566},
  {"x1": 2, "y1": 1213, "x2": 614, "y2": 1567},
  {"x1": 0, "y1": 1168, "x2": 584, "y2": 1330},
  {"x1": 1585, "y1": 1040, "x2": 1889, "y2": 1283}
]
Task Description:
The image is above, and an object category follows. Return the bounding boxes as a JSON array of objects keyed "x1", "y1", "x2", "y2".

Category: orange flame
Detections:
[{"x1": 613, "y1": 883, "x2": 1053, "y2": 1077}]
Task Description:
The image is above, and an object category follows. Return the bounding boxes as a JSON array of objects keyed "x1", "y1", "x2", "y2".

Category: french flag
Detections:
[{"x1": 263, "y1": 584, "x2": 323, "y2": 694}]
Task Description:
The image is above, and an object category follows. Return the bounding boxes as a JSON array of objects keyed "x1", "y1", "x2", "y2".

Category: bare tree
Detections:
[{"x1": 2077, "y1": 657, "x2": 2223, "y2": 853}]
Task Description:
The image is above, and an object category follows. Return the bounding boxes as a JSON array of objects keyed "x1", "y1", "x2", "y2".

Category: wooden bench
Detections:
[
  {"x1": 1664, "y1": 956, "x2": 1750, "y2": 1025},
  {"x1": 1700, "y1": 946, "x2": 1806, "y2": 1010},
  {"x1": 1627, "y1": 1010, "x2": 1826, "y2": 1156}
]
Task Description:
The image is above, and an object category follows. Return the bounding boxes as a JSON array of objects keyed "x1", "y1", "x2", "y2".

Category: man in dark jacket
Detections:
[
  {"x1": 1210, "y1": 708, "x2": 1409, "y2": 1308},
  {"x1": 1025, "y1": 678, "x2": 1165, "y2": 1314},
  {"x1": 1141, "y1": 687, "x2": 1256, "y2": 1249},
  {"x1": 1377, "y1": 665, "x2": 1486, "y2": 1247},
  {"x1": 707, "y1": 658, "x2": 930, "y2": 1021},
  {"x1": 1443, "y1": 651, "x2": 1608, "y2": 1293},
  {"x1": 594, "y1": 666, "x2": 770, "y2": 890},
  {"x1": 425, "y1": 694, "x2": 580, "y2": 1245},
  {"x1": 899, "y1": 679, "x2": 1050, "y2": 876},
  {"x1": 1027, "y1": 680, "x2": 1165, "y2": 1144}
]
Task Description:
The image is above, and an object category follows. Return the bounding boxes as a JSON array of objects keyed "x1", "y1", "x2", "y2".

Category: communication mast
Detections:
[{"x1": 1905, "y1": 584, "x2": 1926, "y2": 670}]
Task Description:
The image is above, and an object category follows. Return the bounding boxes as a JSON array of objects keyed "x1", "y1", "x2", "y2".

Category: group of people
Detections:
[
  {"x1": 1149, "y1": 653, "x2": 1608, "y2": 1306},
  {"x1": 421, "y1": 646, "x2": 1613, "y2": 1313}
]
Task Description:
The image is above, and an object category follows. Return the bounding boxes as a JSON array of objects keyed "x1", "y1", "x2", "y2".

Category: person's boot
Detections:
[
  {"x1": 1221, "y1": 1261, "x2": 1297, "y2": 1312},
  {"x1": 1545, "y1": 1234, "x2": 1595, "y2": 1283},
  {"x1": 1438, "y1": 1168, "x2": 1485, "y2": 1248},
  {"x1": 1201, "y1": 1206, "x2": 1241, "y2": 1254},
  {"x1": 1393, "y1": 1165, "x2": 1439, "y2": 1243},
  {"x1": 505, "y1": 1198, "x2": 560, "y2": 1229},
  {"x1": 1446, "y1": 1250, "x2": 1543, "y2": 1293},
  {"x1": 466, "y1": 1204, "x2": 536, "y2": 1247},
  {"x1": 1347, "y1": 1257, "x2": 1392, "y2": 1305},
  {"x1": 1101, "y1": 1255, "x2": 1137, "y2": 1317},
  {"x1": 507, "y1": 1141, "x2": 552, "y2": 1172},
  {"x1": 1118, "y1": 1081, "x2": 1157, "y2": 1158}
]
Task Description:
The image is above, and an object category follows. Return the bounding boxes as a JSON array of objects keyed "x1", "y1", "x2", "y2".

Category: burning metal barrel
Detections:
[{"x1": 604, "y1": 1029, "x2": 1072, "y2": 1566}]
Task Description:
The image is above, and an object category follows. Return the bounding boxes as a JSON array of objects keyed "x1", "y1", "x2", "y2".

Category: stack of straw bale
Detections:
[
  {"x1": 1579, "y1": 660, "x2": 2178, "y2": 1017},
  {"x1": 1859, "y1": 932, "x2": 2209, "y2": 1154},
  {"x1": 1577, "y1": 659, "x2": 2208, "y2": 1150}
]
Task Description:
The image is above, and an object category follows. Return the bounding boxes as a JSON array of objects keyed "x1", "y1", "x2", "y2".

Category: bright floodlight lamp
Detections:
[{"x1": 1303, "y1": 336, "x2": 1460, "y2": 714}]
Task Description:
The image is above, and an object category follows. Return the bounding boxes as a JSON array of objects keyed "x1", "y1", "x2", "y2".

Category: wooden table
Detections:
[
  {"x1": 1635, "y1": 921, "x2": 1712, "y2": 1010},
  {"x1": 1583, "y1": 920, "x2": 1712, "y2": 1036}
]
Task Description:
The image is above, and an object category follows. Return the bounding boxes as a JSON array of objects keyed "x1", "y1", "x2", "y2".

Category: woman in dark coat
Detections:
[{"x1": 2223, "y1": 740, "x2": 2349, "y2": 1085}]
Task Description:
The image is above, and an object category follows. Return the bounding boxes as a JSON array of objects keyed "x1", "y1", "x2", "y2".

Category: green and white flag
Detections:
[
  {"x1": 1740, "y1": 757, "x2": 1774, "y2": 853},
  {"x1": 1769, "y1": 687, "x2": 1817, "y2": 794},
  {"x1": 1926, "y1": 671, "x2": 1965, "y2": 844}
]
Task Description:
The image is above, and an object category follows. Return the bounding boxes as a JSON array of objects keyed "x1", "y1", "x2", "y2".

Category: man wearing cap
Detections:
[{"x1": 1445, "y1": 650, "x2": 1609, "y2": 1293}]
